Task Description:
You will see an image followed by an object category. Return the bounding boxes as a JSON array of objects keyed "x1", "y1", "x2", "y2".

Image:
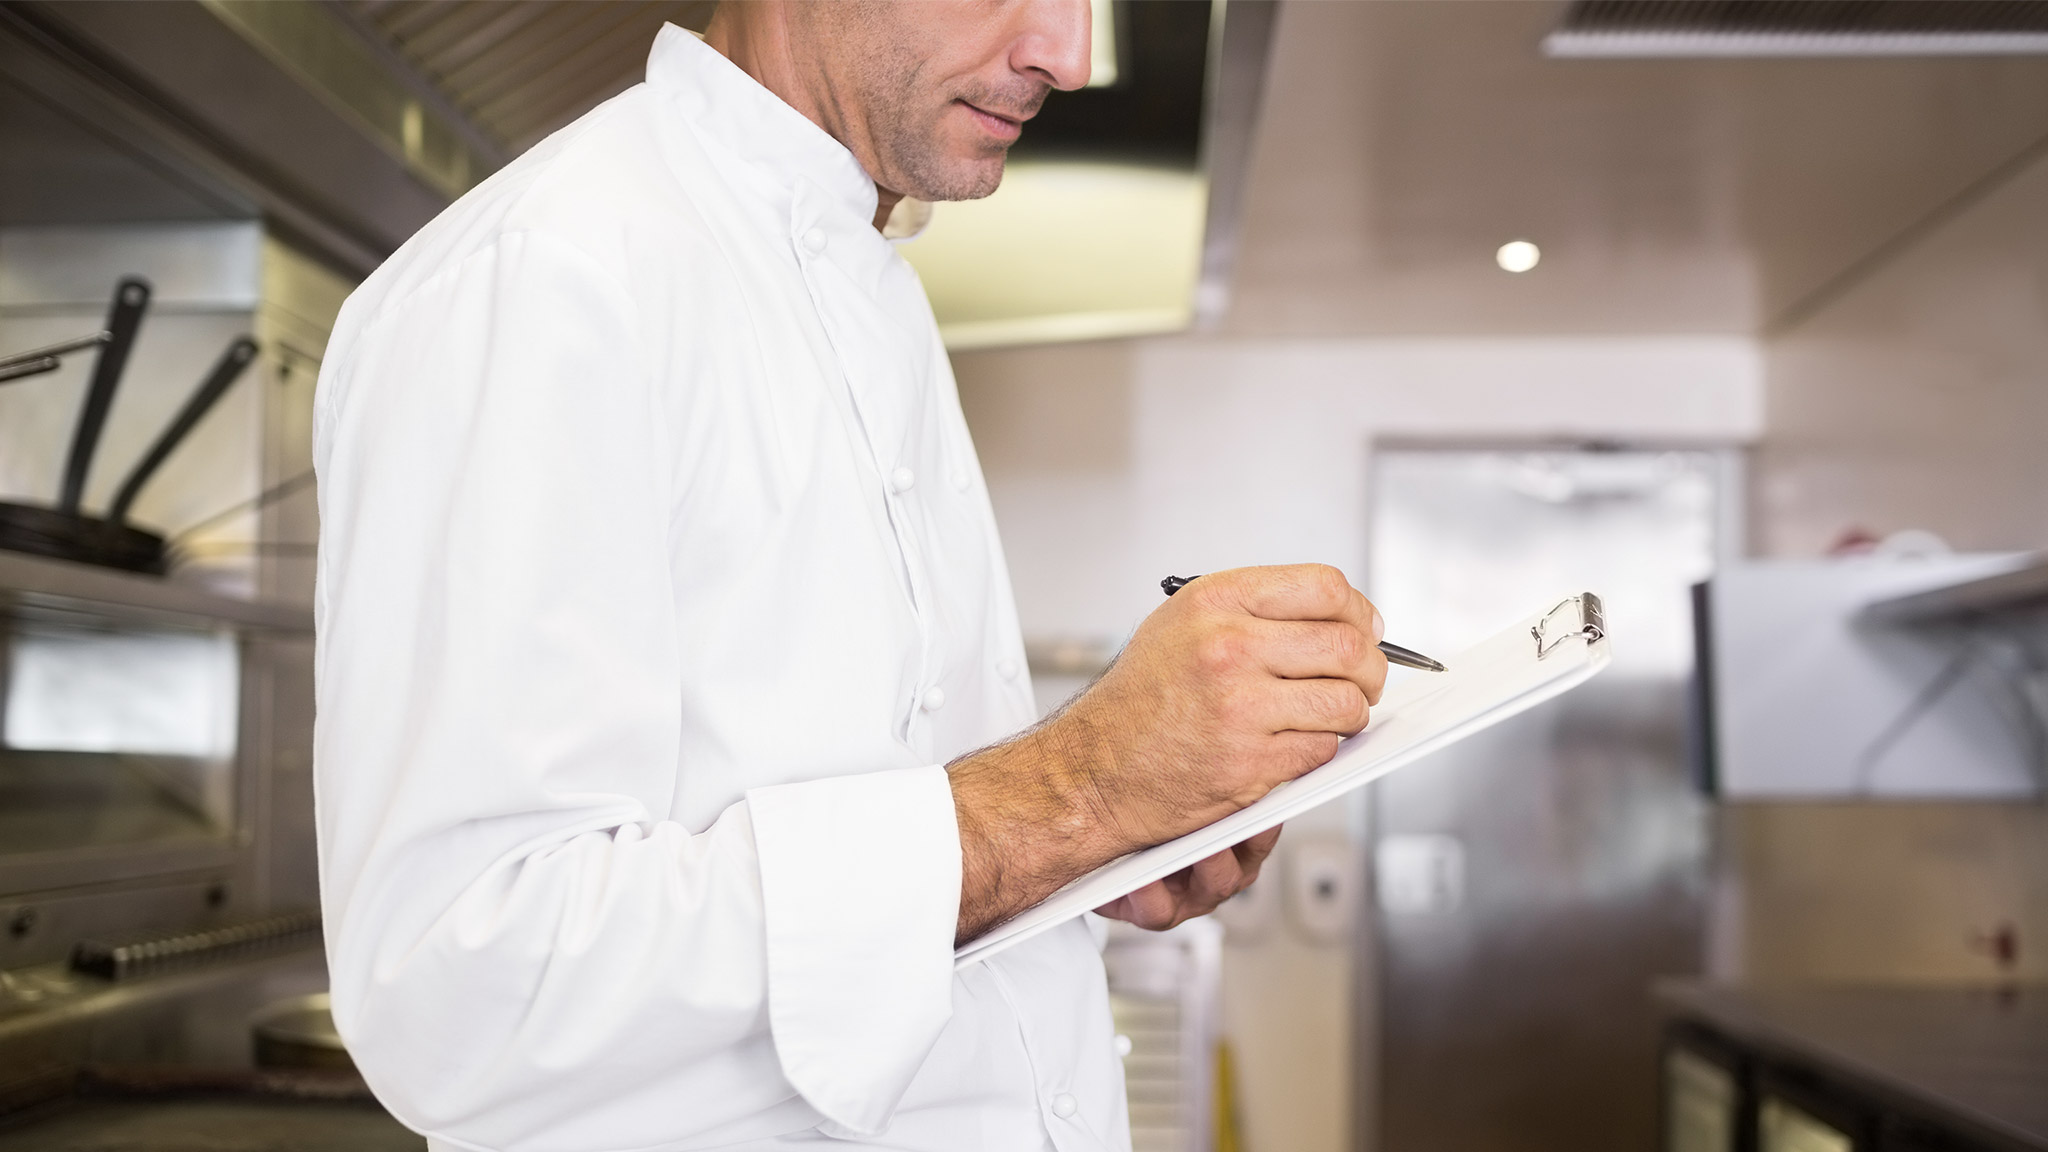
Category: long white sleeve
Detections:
[{"x1": 313, "y1": 230, "x2": 962, "y2": 1151}]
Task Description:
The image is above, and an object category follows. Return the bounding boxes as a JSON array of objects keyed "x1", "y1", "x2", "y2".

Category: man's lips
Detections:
[{"x1": 959, "y1": 100, "x2": 1025, "y2": 143}]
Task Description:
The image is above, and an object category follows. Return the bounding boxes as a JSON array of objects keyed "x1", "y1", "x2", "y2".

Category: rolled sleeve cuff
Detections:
[{"x1": 747, "y1": 764, "x2": 961, "y2": 1136}]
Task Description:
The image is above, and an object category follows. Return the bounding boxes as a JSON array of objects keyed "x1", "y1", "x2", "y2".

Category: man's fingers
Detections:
[
  {"x1": 1255, "y1": 619, "x2": 1370, "y2": 678},
  {"x1": 1253, "y1": 619, "x2": 1390, "y2": 704},
  {"x1": 1210, "y1": 565, "x2": 1382, "y2": 638},
  {"x1": 1232, "y1": 825, "x2": 1283, "y2": 873},
  {"x1": 1098, "y1": 829, "x2": 1288, "y2": 931},
  {"x1": 1257, "y1": 677, "x2": 1370, "y2": 737},
  {"x1": 1096, "y1": 881, "x2": 1178, "y2": 929},
  {"x1": 1127, "y1": 882, "x2": 1178, "y2": 928},
  {"x1": 1178, "y1": 844, "x2": 1262, "y2": 919},
  {"x1": 1100, "y1": 851, "x2": 1244, "y2": 929},
  {"x1": 1267, "y1": 730, "x2": 1343, "y2": 778},
  {"x1": 1218, "y1": 565, "x2": 1353, "y2": 621},
  {"x1": 1187, "y1": 846, "x2": 1243, "y2": 900}
]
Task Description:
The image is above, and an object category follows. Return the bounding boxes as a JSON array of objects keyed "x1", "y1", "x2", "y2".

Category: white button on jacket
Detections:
[{"x1": 314, "y1": 26, "x2": 1129, "y2": 1152}]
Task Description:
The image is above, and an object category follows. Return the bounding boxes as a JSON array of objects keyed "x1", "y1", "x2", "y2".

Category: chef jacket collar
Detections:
[{"x1": 645, "y1": 23, "x2": 881, "y2": 235}]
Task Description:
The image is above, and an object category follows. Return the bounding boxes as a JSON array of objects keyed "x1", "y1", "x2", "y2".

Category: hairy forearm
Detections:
[{"x1": 947, "y1": 717, "x2": 1129, "y2": 945}]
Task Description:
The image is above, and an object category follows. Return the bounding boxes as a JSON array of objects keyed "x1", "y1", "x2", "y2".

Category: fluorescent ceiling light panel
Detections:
[
  {"x1": 899, "y1": 161, "x2": 1206, "y2": 350},
  {"x1": 1087, "y1": 0, "x2": 1118, "y2": 87}
]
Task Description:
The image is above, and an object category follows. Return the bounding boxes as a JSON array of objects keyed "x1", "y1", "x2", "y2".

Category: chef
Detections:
[{"x1": 312, "y1": 3, "x2": 1387, "y2": 1150}]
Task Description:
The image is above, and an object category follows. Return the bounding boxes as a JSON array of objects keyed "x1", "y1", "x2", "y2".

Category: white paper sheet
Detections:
[{"x1": 956, "y1": 593, "x2": 1612, "y2": 967}]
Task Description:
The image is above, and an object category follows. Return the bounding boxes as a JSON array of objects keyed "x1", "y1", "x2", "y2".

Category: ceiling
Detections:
[
  {"x1": 19, "y1": 0, "x2": 2036, "y2": 344},
  {"x1": 337, "y1": 0, "x2": 1217, "y2": 164},
  {"x1": 1223, "y1": 0, "x2": 2048, "y2": 337},
  {"x1": 336, "y1": 0, "x2": 718, "y2": 156}
]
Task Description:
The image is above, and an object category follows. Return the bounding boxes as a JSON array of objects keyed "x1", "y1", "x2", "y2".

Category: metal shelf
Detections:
[
  {"x1": 1859, "y1": 554, "x2": 2048, "y2": 626},
  {"x1": 0, "y1": 550, "x2": 309, "y2": 633}
]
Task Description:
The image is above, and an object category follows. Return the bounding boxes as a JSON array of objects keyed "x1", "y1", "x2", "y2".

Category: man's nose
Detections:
[{"x1": 1013, "y1": 0, "x2": 1093, "y2": 92}]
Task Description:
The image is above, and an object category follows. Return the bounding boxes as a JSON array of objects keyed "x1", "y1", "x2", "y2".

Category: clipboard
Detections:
[{"x1": 956, "y1": 592, "x2": 1612, "y2": 967}]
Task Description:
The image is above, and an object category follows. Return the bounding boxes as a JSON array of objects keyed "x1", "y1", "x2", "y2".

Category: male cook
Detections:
[{"x1": 313, "y1": 3, "x2": 1387, "y2": 1150}]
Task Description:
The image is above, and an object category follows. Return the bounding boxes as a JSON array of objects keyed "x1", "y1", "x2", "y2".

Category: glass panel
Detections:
[
  {"x1": 1761, "y1": 1097, "x2": 1854, "y2": 1152},
  {"x1": 1666, "y1": 1048, "x2": 1737, "y2": 1152},
  {"x1": 0, "y1": 609, "x2": 238, "y2": 855}
]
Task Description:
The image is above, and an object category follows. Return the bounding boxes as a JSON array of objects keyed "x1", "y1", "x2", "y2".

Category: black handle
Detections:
[
  {"x1": 108, "y1": 337, "x2": 259, "y2": 524},
  {"x1": 59, "y1": 278, "x2": 151, "y2": 514}
]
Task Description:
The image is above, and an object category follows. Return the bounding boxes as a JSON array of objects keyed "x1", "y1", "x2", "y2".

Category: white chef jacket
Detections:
[{"x1": 312, "y1": 25, "x2": 1128, "y2": 1152}]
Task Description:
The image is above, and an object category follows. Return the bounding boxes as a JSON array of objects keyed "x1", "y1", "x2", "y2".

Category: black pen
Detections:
[{"x1": 1160, "y1": 574, "x2": 1447, "y2": 673}]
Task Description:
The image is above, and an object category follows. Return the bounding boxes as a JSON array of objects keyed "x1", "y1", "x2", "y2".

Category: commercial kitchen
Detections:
[{"x1": 0, "y1": 2, "x2": 2044, "y2": 1151}]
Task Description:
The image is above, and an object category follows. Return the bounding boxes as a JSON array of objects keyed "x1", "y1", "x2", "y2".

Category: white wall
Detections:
[
  {"x1": 1759, "y1": 137, "x2": 2048, "y2": 557},
  {"x1": 1727, "y1": 121, "x2": 2048, "y2": 989},
  {"x1": 956, "y1": 334, "x2": 1760, "y2": 1152},
  {"x1": 971, "y1": 338, "x2": 1760, "y2": 640}
]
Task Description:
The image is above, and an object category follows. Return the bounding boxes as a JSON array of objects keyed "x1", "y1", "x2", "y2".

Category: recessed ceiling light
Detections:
[{"x1": 1496, "y1": 240, "x2": 1540, "y2": 273}]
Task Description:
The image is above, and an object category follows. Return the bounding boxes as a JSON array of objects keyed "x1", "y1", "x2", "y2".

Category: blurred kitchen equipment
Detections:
[
  {"x1": 73, "y1": 912, "x2": 323, "y2": 982},
  {"x1": 1104, "y1": 918, "x2": 1222, "y2": 1152},
  {"x1": 0, "y1": 331, "x2": 110, "y2": 385},
  {"x1": 253, "y1": 993, "x2": 353, "y2": 1073},
  {"x1": 0, "y1": 1063, "x2": 417, "y2": 1152},
  {"x1": 0, "y1": 277, "x2": 259, "y2": 575},
  {"x1": 1695, "y1": 554, "x2": 2043, "y2": 799},
  {"x1": 0, "y1": 549, "x2": 315, "y2": 1115}
]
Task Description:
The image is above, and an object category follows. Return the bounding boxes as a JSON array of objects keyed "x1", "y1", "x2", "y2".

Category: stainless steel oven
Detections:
[{"x1": 0, "y1": 550, "x2": 317, "y2": 1105}]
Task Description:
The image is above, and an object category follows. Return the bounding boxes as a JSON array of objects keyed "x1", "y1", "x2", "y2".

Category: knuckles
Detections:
[
  {"x1": 1237, "y1": 563, "x2": 1353, "y2": 616},
  {"x1": 1291, "y1": 730, "x2": 1341, "y2": 772},
  {"x1": 1327, "y1": 623, "x2": 1367, "y2": 668},
  {"x1": 1364, "y1": 650, "x2": 1390, "y2": 703},
  {"x1": 1340, "y1": 682, "x2": 1371, "y2": 728},
  {"x1": 1192, "y1": 622, "x2": 1249, "y2": 676},
  {"x1": 1300, "y1": 563, "x2": 1351, "y2": 612},
  {"x1": 1309, "y1": 679, "x2": 1367, "y2": 728}
]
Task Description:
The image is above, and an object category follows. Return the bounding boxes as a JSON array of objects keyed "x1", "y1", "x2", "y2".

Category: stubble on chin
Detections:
[
  {"x1": 817, "y1": 4, "x2": 1042, "y2": 204},
  {"x1": 877, "y1": 98, "x2": 1010, "y2": 203}
]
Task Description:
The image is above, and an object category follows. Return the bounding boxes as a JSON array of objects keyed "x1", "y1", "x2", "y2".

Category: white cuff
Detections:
[{"x1": 747, "y1": 764, "x2": 961, "y2": 1135}]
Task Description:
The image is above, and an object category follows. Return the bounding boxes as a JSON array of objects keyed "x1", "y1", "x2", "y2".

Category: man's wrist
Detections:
[{"x1": 946, "y1": 721, "x2": 1127, "y2": 943}]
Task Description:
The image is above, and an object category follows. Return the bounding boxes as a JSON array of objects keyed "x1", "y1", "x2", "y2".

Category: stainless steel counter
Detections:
[
  {"x1": 1657, "y1": 981, "x2": 2048, "y2": 1151},
  {"x1": 1, "y1": 944, "x2": 329, "y2": 1112},
  {"x1": 0, "y1": 1081, "x2": 421, "y2": 1152}
]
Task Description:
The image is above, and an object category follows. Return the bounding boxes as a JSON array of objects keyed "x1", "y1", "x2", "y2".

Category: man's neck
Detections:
[{"x1": 701, "y1": 5, "x2": 902, "y2": 232}]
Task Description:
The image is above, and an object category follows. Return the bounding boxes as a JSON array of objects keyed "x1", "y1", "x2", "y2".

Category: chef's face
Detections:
[{"x1": 793, "y1": 0, "x2": 1091, "y2": 202}]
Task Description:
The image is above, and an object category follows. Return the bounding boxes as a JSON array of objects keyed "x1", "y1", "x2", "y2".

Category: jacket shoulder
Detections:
[{"x1": 334, "y1": 85, "x2": 727, "y2": 343}]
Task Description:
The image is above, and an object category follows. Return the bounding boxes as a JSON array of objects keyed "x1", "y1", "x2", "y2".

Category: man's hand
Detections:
[
  {"x1": 949, "y1": 564, "x2": 1387, "y2": 943},
  {"x1": 1093, "y1": 826, "x2": 1283, "y2": 930}
]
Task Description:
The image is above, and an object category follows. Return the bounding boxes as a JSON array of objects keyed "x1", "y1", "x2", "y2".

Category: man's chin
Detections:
[{"x1": 911, "y1": 154, "x2": 1008, "y2": 203}]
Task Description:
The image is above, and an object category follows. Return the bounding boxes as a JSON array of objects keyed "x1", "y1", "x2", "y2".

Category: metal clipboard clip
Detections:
[{"x1": 1532, "y1": 593, "x2": 1606, "y2": 659}]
